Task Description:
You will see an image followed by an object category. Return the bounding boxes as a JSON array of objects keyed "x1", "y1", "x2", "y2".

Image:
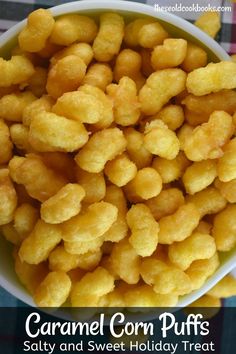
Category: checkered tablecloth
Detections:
[{"x1": 0, "y1": 0, "x2": 236, "y2": 307}]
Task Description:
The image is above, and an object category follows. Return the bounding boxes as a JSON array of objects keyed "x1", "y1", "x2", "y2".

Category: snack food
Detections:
[
  {"x1": 194, "y1": 11, "x2": 221, "y2": 38},
  {"x1": 0, "y1": 8, "x2": 236, "y2": 311}
]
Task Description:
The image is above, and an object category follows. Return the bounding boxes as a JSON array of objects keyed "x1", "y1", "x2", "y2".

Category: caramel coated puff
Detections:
[
  {"x1": 151, "y1": 38, "x2": 187, "y2": 70},
  {"x1": 26, "y1": 66, "x2": 48, "y2": 98},
  {"x1": 52, "y1": 91, "x2": 104, "y2": 124},
  {"x1": 152, "y1": 104, "x2": 185, "y2": 131},
  {"x1": 0, "y1": 91, "x2": 36, "y2": 122},
  {"x1": 181, "y1": 43, "x2": 207, "y2": 73},
  {"x1": 217, "y1": 138, "x2": 236, "y2": 182},
  {"x1": 70, "y1": 267, "x2": 114, "y2": 307},
  {"x1": 73, "y1": 249, "x2": 102, "y2": 272},
  {"x1": 139, "y1": 69, "x2": 186, "y2": 115},
  {"x1": 49, "y1": 245, "x2": 80, "y2": 272},
  {"x1": 124, "y1": 285, "x2": 178, "y2": 307},
  {"x1": 29, "y1": 112, "x2": 88, "y2": 152},
  {"x1": 14, "y1": 203, "x2": 39, "y2": 239},
  {"x1": 76, "y1": 167, "x2": 106, "y2": 204},
  {"x1": 50, "y1": 43, "x2": 94, "y2": 66},
  {"x1": 110, "y1": 238, "x2": 141, "y2": 285},
  {"x1": 34, "y1": 271, "x2": 71, "y2": 307},
  {"x1": 207, "y1": 275, "x2": 236, "y2": 298},
  {"x1": 50, "y1": 14, "x2": 98, "y2": 46},
  {"x1": 194, "y1": 11, "x2": 220, "y2": 38},
  {"x1": 186, "y1": 61, "x2": 236, "y2": 96},
  {"x1": 140, "y1": 258, "x2": 192, "y2": 296},
  {"x1": 158, "y1": 203, "x2": 200, "y2": 244},
  {"x1": 124, "y1": 19, "x2": 168, "y2": 48},
  {"x1": 78, "y1": 84, "x2": 113, "y2": 130},
  {"x1": 124, "y1": 127, "x2": 152, "y2": 169},
  {"x1": 145, "y1": 188, "x2": 184, "y2": 220},
  {"x1": 124, "y1": 18, "x2": 153, "y2": 47},
  {"x1": 103, "y1": 185, "x2": 128, "y2": 243},
  {"x1": 19, "y1": 220, "x2": 62, "y2": 264},
  {"x1": 127, "y1": 204, "x2": 159, "y2": 257},
  {"x1": 182, "y1": 90, "x2": 236, "y2": 126},
  {"x1": 1, "y1": 224, "x2": 21, "y2": 246},
  {"x1": 107, "y1": 77, "x2": 141, "y2": 126},
  {"x1": 183, "y1": 111, "x2": 234, "y2": 161},
  {"x1": 0, "y1": 119, "x2": 13, "y2": 164},
  {"x1": 152, "y1": 152, "x2": 190, "y2": 184},
  {"x1": 0, "y1": 56, "x2": 35, "y2": 87},
  {"x1": 8, "y1": 155, "x2": 66, "y2": 202},
  {"x1": 186, "y1": 186, "x2": 227, "y2": 218},
  {"x1": 15, "y1": 255, "x2": 48, "y2": 294},
  {"x1": 23, "y1": 95, "x2": 55, "y2": 126},
  {"x1": 64, "y1": 236, "x2": 104, "y2": 256},
  {"x1": 41, "y1": 183, "x2": 85, "y2": 224},
  {"x1": 182, "y1": 160, "x2": 217, "y2": 195},
  {"x1": 83, "y1": 63, "x2": 113, "y2": 91},
  {"x1": 138, "y1": 22, "x2": 169, "y2": 48},
  {"x1": 93, "y1": 13, "x2": 124, "y2": 62},
  {"x1": 186, "y1": 254, "x2": 219, "y2": 291},
  {"x1": 62, "y1": 201, "x2": 118, "y2": 243},
  {"x1": 18, "y1": 9, "x2": 55, "y2": 52},
  {"x1": 64, "y1": 237, "x2": 104, "y2": 256},
  {"x1": 10, "y1": 124, "x2": 32, "y2": 152},
  {"x1": 215, "y1": 178, "x2": 236, "y2": 203},
  {"x1": 113, "y1": 49, "x2": 145, "y2": 90},
  {"x1": 125, "y1": 167, "x2": 162, "y2": 201},
  {"x1": 140, "y1": 48, "x2": 154, "y2": 77},
  {"x1": 46, "y1": 55, "x2": 87, "y2": 98},
  {"x1": 0, "y1": 169, "x2": 17, "y2": 226},
  {"x1": 41, "y1": 151, "x2": 76, "y2": 182},
  {"x1": 144, "y1": 120, "x2": 180, "y2": 160},
  {"x1": 212, "y1": 204, "x2": 236, "y2": 252},
  {"x1": 104, "y1": 153, "x2": 137, "y2": 187},
  {"x1": 169, "y1": 232, "x2": 216, "y2": 270}
]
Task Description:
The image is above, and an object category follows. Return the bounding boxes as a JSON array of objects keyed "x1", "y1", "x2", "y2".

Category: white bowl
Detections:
[{"x1": 0, "y1": 0, "x2": 235, "y2": 310}]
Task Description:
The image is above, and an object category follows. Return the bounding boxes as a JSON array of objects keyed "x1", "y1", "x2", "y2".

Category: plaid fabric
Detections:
[{"x1": 0, "y1": 0, "x2": 235, "y2": 307}]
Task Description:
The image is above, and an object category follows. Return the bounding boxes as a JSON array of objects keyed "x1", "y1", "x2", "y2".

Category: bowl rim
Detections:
[
  {"x1": 0, "y1": 0, "x2": 230, "y2": 61},
  {"x1": 0, "y1": 0, "x2": 232, "y2": 310}
]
